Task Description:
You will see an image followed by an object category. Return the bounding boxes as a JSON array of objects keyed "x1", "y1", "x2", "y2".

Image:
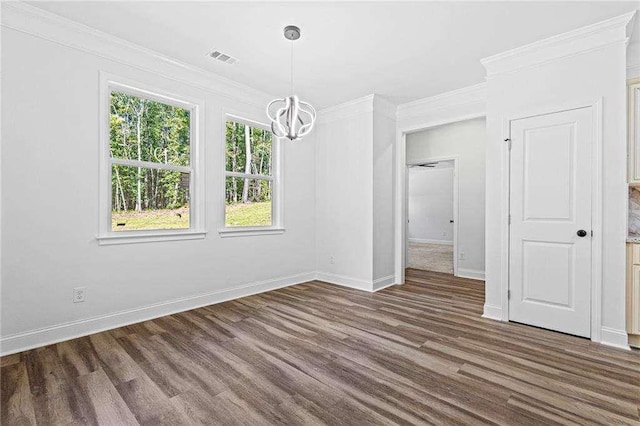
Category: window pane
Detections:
[
  {"x1": 111, "y1": 165, "x2": 190, "y2": 231},
  {"x1": 225, "y1": 121, "x2": 272, "y2": 175},
  {"x1": 110, "y1": 92, "x2": 190, "y2": 167},
  {"x1": 225, "y1": 177, "x2": 272, "y2": 227}
]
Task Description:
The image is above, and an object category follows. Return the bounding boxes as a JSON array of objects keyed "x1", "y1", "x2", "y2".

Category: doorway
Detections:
[
  {"x1": 397, "y1": 116, "x2": 486, "y2": 282},
  {"x1": 406, "y1": 159, "x2": 457, "y2": 274}
]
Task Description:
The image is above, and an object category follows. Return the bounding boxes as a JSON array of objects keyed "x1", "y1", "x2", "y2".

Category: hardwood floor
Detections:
[{"x1": 2, "y1": 269, "x2": 639, "y2": 425}]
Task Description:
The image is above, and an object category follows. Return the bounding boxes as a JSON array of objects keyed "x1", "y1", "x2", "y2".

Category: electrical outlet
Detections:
[
  {"x1": 459, "y1": 252, "x2": 465, "y2": 260},
  {"x1": 330, "y1": 256, "x2": 335, "y2": 264},
  {"x1": 73, "y1": 287, "x2": 86, "y2": 303}
]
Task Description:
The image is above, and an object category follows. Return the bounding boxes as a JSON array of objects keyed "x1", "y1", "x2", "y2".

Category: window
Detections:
[
  {"x1": 222, "y1": 116, "x2": 281, "y2": 235},
  {"x1": 99, "y1": 76, "x2": 204, "y2": 244}
]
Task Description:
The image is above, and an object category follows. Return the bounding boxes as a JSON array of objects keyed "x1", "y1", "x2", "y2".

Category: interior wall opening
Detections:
[
  {"x1": 403, "y1": 116, "x2": 487, "y2": 281},
  {"x1": 407, "y1": 160, "x2": 456, "y2": 274}
]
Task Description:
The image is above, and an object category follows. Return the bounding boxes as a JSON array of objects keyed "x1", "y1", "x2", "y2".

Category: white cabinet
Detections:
[
  {"x1": 628, "y1": 79, "x2": 640, "y2": 184},
  {"x1": 627, "y1": 244, "x2": 640, "y2": 348}
]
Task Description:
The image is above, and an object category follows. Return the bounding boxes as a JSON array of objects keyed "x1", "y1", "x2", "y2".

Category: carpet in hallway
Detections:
[{"x1": 408, "y1": 242, "x2": 453, "y2": 274}]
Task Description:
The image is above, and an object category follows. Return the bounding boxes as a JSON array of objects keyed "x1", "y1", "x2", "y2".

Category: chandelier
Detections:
[{"x1": 267, "y1": 25, "x2": 316, "y2": 141}]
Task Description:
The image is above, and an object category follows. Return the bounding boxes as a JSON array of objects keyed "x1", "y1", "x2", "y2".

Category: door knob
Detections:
[{"x1": 577, "y1": 230, "x2": 587, "y2": 237}]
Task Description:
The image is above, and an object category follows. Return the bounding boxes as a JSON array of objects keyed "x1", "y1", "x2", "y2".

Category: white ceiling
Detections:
[{"x1": 29, "y1": 1, "x2": 640, "y2": 109}]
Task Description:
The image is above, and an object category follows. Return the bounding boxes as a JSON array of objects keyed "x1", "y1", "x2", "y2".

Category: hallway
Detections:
[{"x1": 408, "y1": 242, "x2": 454, "y2": 274}]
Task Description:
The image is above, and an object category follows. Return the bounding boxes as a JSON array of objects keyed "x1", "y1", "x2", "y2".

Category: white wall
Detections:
[
  {"x1": 0, "y1": 25, "x2": 316, "y2": 354},
  {"x1": 314, "y1": 95, "x2": 396, "y2": 291},
  {"x1": 407, "y1": 118, "x2": 487, "y2": 275},
  {"x1": 314, "y1": 99, "x2": 374, "y2": 288},
  {"x1": 628, "y1": 31, "x2": 640, "y2": 79},
  {"x1": 482, "y1": 12, "x2": 633, "y2": 348},
  {"x1": 372, "y1": 99, "x2": 396, "y2": 286},
  {"x1": 407, "y1": 166, "x2": 454, "y2": 244}
]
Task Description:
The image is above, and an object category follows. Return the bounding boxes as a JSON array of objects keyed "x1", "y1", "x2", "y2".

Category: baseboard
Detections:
[
  {"x1": 599, "y1": 327, "x2": 631, "y2": 350},
  {"x1": 408, "y1": 238, "x2": 453, "y2": 245},
  {"x1": 315, "y1": 272, "x2": 373, "y2": 292},
  {"x1": 372, "y1": 275, "x2": 396, "y2": 291},
  {"x1": 456, "y1": 268, "x2": 485, "y2": 280},
  {"x1": 0, "y1": 271, "x2": 315, "y2": 356},
  {"x1": 482, "y1": 304, "x2": 503, "y2": 321}
]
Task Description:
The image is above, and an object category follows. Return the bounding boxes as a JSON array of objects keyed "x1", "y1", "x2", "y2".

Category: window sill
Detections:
[
  {"x1": 218, "y1": 227, "x2": 285, "y2": 238},
  {"x1": 97, "y1": 230, "x2": 207, "y2": 245}
]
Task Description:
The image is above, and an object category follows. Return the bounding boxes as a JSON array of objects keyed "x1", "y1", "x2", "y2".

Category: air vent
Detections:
[{"x1": 208, "y1": 49, "x2": 239, "y2": 65}]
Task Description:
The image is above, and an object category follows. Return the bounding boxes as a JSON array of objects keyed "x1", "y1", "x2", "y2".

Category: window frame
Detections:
[
  {"x1": 219, "y1": 113, "x2": 283, "y2": 237},
  {"x1": 98, "y1": 73, "x2": 206, "y2": 245}
]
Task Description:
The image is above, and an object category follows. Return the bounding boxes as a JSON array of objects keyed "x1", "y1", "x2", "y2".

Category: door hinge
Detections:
[
  {"x1": 508, "y1": 214, "x2": 511, "y2": 225},
  {"x1": 507, "y1": 289, "x2": 511, "y2": 299},
  {"x1": 591, "y1": 230, "x2": 593, "y2": 237},
  {"x1": 504, "y1": 138, "x2": 512, "y2": 150}
]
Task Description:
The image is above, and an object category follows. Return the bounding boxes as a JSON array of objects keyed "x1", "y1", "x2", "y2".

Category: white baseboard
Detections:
[
  {"x1": 456, "y1": 268, "x2": 485, "y2": 280},
  {"x1": 315, "y1": 272, "x2": 373, "y2": 292},
  {"x1": 3, "y1": 270, "x2": 626, "y2": 355},
  {"x1": 0, "y1": 272, "x2": 315, "y2": 356},
  {"x1": 599, "y1": 327, "x2": 630, "y2": 350},
  {"x1": 482, "y1": 304, "x2": 503, "y2": 321},
  {"x1": 315, "y1": 272, "x2": 397, "y2": 293},
  {"x1": 408, "y1": 238, "x2": 453, "y2": 245},
  {"x1": 372, "y1": 275, "x2": 396, "y2": 291}
]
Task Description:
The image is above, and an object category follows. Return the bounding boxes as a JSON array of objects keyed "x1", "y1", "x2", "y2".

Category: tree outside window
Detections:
[
  {"x1": 109, "y1": 91, "x2": 193, "y2": 231},
  {"x1": 224, "y1": 119, "x2": 274, "y2": 227}
]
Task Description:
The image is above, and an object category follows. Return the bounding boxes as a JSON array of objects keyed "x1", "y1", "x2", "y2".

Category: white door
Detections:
[{"x1": 509, "y1": 107, "x2": 592, "y2": 338}]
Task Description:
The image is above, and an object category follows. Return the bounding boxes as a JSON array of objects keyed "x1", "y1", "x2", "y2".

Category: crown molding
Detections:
[
  {"x1": 372, "y1": 95, "x2": 397, "y2": 121},
  {"x1": 317, "y1": 94, "x2": 375, "y2": 124},
  {"x1": 317, "y1": 93, "x2": 397, "y2": 124},
  {"x1": 481, "y1": 11, "x2": 637, "y2": 77},
  {"x1": 1, "y1": 2, "x2": 275, "y2": 108},
  {"x1": 396, "y1": 82, "x2": 487, "y2": 123}
]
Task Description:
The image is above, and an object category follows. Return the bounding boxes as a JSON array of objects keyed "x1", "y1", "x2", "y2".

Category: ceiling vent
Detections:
[
  {"x1": 410, "y1": 162, "x2": 438, "y2": 168},
  {"x1": 208, "y1": 49, "x2": 239, "y2": 65}
]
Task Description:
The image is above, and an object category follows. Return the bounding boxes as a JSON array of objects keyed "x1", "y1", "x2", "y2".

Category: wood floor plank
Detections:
[
  {"x1": 422, "y1": 339, "x2": 639, "y2": 418},
  {"x1": 115, "y1": 375, "x2": 192, "y2": 425},
  {"x1": 56, "y1": 338, "x2": 101, "y2": 378},
  {"x1": 1, "y1": 353, "x2": 21, "y2": 368},
  {"x1": 89, "y1": 332, "x2": 142, "y2": 385},
  {"x1": 1, "y1": 361, "x2": 37, "y2": 425},
  {"x1": 2, "y1": 269, "x2": 639, "y2": 425},
  {"x1": 171, "y1": 385, "x2": 276, "y2": 426},
  {"x1": 23, "y1": 347, "x2": 98, "y2": 425},
  {"x1": 77, "y1": 369, "x2": 139, "y2": 425}
]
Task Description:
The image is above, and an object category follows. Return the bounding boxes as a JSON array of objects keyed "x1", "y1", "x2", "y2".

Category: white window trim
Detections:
[
  {"x1": 219, "y1": 113, "x2": 283, "y2": 237},
  {"x1": 98, "y1": 72, "x2": 206, "y2": 245}
]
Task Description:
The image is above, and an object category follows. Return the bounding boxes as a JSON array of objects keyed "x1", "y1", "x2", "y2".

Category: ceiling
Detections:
[{"x1": 29, "y1": 1, "x2": 640, "y2": 109}]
